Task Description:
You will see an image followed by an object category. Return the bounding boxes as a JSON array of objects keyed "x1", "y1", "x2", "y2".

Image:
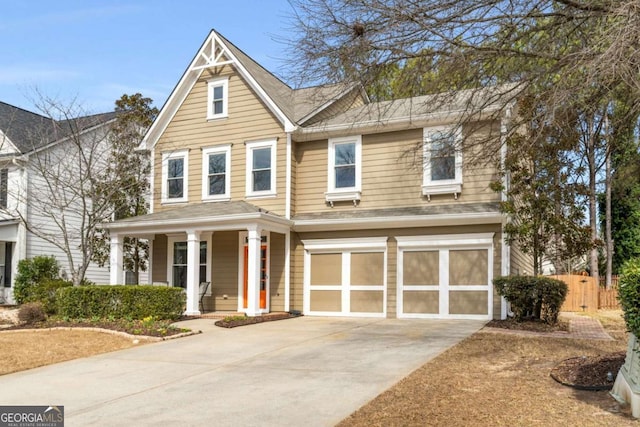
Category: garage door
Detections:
[
  {"x1": 302, "y1": 237, "x2": 387, "y2": 317},
  {"x1": 396, "y1": 234, "x2": 494, "y2": 320}
]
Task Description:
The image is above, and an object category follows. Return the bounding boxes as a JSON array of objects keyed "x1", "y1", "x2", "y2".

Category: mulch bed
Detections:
[
  {"x1": 215, "y1": 312, "x2": 301, "y2": 328},
  {"x1": 487, "y1": 317, "x2": 626, "y2": 391},
  {"x1": 551, "y1": 351, "x2": 626, "y2": 390},
  {"x1": 2, "y1": 319, "x2": 189, "y2": 338}
]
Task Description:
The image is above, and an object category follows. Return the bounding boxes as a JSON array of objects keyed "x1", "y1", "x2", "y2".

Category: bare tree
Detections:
[
  {"x1": 1, "y1": 94, "x2": 116, "y2": 285},
  {"x1": 285, "y1": 0, "x2": 640, "y2": 273}
]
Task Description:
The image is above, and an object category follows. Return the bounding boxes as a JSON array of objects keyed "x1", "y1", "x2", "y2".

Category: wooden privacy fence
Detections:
[
  {"x1": 599, "y1": 276, "x2": 620, "y2": 310},
  {"x1": 550, "y1": 275, "x2": 620, "y2": 312}
]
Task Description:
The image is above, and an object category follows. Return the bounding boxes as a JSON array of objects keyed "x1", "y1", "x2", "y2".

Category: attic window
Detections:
[{"x1": 207, "y1": 77, "x2": 229, "y2": 120}]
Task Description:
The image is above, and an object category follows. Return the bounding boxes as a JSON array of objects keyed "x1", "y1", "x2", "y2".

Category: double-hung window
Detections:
[
  {"x1": 162, "y1": 150, "x2": 189, "y2": 203},
  {"x1": 207, "y1": 77, "x2": 229, "y2": 120},
  {"x1": 422, "y1": 126, "x2": 462, "y2": 199},
  {"x1": 246, "y1": 139, "x2": 276, "y2": 197},
  {"x1": 202, "y1": 145, "x2": 231, "y2": 201},
  {"x1": 326, "y1": 136, "x2": 362, "y2": 205}
]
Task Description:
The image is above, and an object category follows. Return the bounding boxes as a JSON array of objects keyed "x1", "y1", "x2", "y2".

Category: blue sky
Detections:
[{"x1": 1, "y1": 0, "x2": 295, "y2": 115}]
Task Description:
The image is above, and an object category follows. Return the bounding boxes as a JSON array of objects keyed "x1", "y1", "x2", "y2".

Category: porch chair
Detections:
[{"x1": 199, "y1": 281, "x2": 210, "y2": 313}]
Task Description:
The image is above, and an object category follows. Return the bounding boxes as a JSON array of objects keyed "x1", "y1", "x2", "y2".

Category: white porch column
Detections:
[
  {"x1": 185, "y1": 230, "x2": 201, "y2": 315},
  {"x1": 246, "y1": 225, "x2": 262, "y2": 317},
  {"x1": 284, "y1": 230, "x2": 291, "y2": 312},
  {"x1": 109, "y1": 234, "x2": 124, "y2": 285}
]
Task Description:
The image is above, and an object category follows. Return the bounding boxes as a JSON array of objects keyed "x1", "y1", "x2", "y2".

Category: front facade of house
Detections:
[
  {"x1": 106, "y1": 30, "x2": 531, "y2": 319},
  {"x1": 0, "y1": 103, "x2": 117, "y2": 303}
]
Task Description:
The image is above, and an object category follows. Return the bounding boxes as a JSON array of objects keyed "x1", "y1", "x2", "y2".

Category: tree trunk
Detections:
[
  {"x1": 588, "y1": 121, "x2": 599, "y2": 283},
  {"x1": 605, "y1": 144, "x2": 613, "y2": 289}
]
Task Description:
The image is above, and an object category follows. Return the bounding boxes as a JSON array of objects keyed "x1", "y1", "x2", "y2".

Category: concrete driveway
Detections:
[{"x1": 0, "y1": 316, "x2": 485, "y2": 426}]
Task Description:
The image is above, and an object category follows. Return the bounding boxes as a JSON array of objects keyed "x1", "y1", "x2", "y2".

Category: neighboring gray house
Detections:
[{"x1": 0, "y1": 101, "x2": 116, "y2": 303}]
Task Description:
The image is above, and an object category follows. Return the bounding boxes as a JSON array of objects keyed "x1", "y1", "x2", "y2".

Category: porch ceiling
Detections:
[{"x1": 103, "y1": 201, "x2": 292, "y2": 236}]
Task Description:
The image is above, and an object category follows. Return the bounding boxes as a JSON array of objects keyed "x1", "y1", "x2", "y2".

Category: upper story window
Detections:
[
  {"x1": 202, "y1": 145, "x2": 231, "y2": 201},
  {"x1": 0, "y1": 169, "x2": 7, "y2": 209},
  {"x1": 162, "y1": 150, "x2": 189, "y2": 204},
  {"x1": 325, "y1": 136, "x2": 362, "y2": 206},
  {"x1": 207, "y1": 77, "x2": 229, "y2": 120},
  {"x1": 422, "y1": 126, "x2": 462, "y2": 200},
  {"x1": 246, "y1": 139, "x2": 276, "y2": 198}
]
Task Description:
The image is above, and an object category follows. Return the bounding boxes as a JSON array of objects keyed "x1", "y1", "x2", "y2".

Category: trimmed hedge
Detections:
[
  {"x1": 619, "y1": 258, "x2": 640, "y2": 337},
  {"x1": 56, "y1": 285, "x2": 186, "y2": 320},
  {"x1": 494, "y1": 275, "x2": 568, "y2": 324}
]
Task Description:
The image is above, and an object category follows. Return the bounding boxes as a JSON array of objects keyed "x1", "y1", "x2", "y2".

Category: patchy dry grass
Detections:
[
  {"x1": 339, "y1": 311, "x2": 635, "y2": 426},
  {"x1": 0, "y1": 329, "x2": 143, "y2": 376}
]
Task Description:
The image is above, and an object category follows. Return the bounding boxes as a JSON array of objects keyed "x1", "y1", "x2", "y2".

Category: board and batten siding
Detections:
[
  {"x1": 153, "y1": 65, "x2": 287, "y2": 215},
  {"x1": 293, "y1": 123, "x2": 501, "y2": 215},
  {"x1": 292, "y1": 224, "x2": 503, "y2": 319}
]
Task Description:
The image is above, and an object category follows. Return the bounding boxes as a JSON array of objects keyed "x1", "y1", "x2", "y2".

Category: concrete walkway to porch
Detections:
[{"x1": 0, "y1": 316, "x2": 485, "y2": 426}]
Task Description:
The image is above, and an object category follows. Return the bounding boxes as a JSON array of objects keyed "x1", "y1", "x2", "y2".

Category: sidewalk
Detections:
[{"x1": 481, "y1": 312, "x2": 613, "y2": 340}]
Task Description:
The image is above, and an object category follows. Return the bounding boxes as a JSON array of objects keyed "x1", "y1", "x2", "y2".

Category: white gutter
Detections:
[
  {"x1": 103, "y1": 211, "x2": 293, "y2": 232},
  {"x1": 293, "y1": 211, "x2": 503, "y2": 232}
]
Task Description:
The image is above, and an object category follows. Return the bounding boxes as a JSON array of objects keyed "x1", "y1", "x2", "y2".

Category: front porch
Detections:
[{"x1": 105, "y1": 202, "x2": 292, "y2": 317}]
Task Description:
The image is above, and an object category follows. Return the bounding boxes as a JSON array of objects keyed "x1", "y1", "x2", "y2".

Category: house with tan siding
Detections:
[{"x1": 105, "y1": 30, "x2": 531, "y2": 319}]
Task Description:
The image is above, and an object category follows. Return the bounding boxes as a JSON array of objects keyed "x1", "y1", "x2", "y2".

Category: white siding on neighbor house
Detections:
[{"x1": 23, "y1": 128, "x2": 111, "y2": 285}]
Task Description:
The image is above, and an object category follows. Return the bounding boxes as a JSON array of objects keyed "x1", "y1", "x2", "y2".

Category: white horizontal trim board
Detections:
[
  {"x1": 397, "y1": 233, "x2": 494, "y2": 320},
  {"x1": 303, "y1": 237, "x2": 387, "y2": 317},
  {"x1": 301, "y1": 237, "x2": 388, "y2": 251}
]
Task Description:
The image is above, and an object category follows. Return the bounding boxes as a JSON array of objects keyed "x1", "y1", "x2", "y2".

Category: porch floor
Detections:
[{"x1": 197, "y1": 311, "x2": 292, "y2": 320}]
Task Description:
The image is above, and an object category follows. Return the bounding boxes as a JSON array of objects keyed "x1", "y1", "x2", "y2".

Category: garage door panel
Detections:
[
  {"x1": 351, "y1": 252, "x2": 384, "y2": 286},
  {"x1": 449, "y1": 250, "x2": 488, "y2": 286},
  {"x1": 350, "y1": 290, "x2": 384, "y2": 313},
  {"x1": 403, "y1": 251, "x2": 439, "y2": 286},
  {"x1": 310, "y1": 254, "x2": 342, "y2": 285},
  {"x1": 310, "y1": 290, "x2": 342, "y2": 312},
  {"x1": 403, "y1": 291, "x2": 439, "y2": 314},
  {"x1": 449, "y1": 291, "x2": 488, "y2": 315}
]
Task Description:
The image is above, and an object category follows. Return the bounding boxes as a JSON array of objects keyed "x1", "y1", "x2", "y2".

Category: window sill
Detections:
[
  {"x1": 161, "y1": 198, "x2": 189, "y2": 205},
  {"x1": 206, "y1": 115, "x2": 228, "y2": 122},
  {"x1": 245, "y1": 193, "x2": 277, "y2": 200},
  {"x1": 325, "y1": 190, "x2": 361, "y2": 207},
  {"x1": 421, "y1": 183, "x2": 462, "y2": 201},
  {"x1": 202, "y1": 196, "x2": 231, "y2": 203}
]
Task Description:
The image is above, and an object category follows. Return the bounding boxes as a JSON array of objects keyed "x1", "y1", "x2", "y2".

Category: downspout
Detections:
[
  {"x1": 500, "y1": 106, "x2": 512, "y2": 320},
  {"x1": 284, "y1": 132, "x2": 292, "y2": 311}
]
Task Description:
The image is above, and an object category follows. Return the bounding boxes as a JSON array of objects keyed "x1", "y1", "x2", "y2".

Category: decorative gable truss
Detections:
[{"x1": 141, "y1": 31, "x2": 296, "y2": 152}]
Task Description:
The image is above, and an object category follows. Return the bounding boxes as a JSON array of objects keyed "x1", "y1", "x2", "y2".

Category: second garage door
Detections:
[{"x1": 396, "y1": 233, "x2": 494, "y2": 320}]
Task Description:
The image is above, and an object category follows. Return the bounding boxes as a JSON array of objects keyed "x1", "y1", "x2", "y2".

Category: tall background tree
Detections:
[{"x1": 92, "y1": 94, "x2": 158, "y2": 283}]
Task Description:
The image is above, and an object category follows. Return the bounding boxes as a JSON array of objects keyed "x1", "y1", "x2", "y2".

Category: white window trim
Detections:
[
  {"x1": 167, "y1": 234, "x2": 212, "y2": 295},
  {"x1": 207, "y1": 77, "x2": 229, "y2": 120},
  {"x1": 201, "y1": 145, "x2": 231, "y2": 201},
  {"x1": 161, "y1": 149, "x2": 189, "y2": 204},
  {"x1": 325, "y1": 136, "x2": 362, "y2": 206},
  {"x1": 245, "y1": 139, "x2": 277, "y2": 198},
  {"x1": 302, "y1": 237, "x2": 387, "y2": 318},
  {"x1": 422, "y1": 126, "x2": 463, "y2": 200}
]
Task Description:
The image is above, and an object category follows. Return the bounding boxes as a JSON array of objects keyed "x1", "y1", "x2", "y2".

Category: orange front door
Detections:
[{"x1": 243, "y1": 244, "x2": 267, "y2": 309}]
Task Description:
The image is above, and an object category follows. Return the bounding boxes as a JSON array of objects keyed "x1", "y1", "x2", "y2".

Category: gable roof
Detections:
[
  {"x1": 293, "y1": 85, "x2": 515, "y2": 140},
  {"x1": 0, "y1": 101, "x2": 116, "y2": 155},
  {"x1": 141, "y1": 29, "x2": 366, "y2": 149}
]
